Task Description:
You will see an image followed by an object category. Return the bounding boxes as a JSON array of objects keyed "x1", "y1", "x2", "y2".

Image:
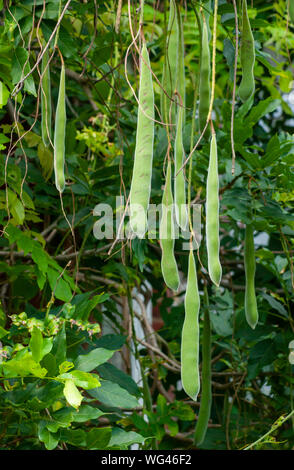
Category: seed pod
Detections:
[
  {"x1": 194, "y1": 289, "x2": 212, "y2": 446},
  {"x1": 174, "y1": 4, "x2": 188, "y2": 231},
  {"x1": 161, "y1": 0, "x2": 178, "y2": 125},
  {"x1": 244, "y1": 224, "x2": 258, "y2": 329},
  {"x1": 54, "y1": 62, "x2": 66, "y2": 193},
  {"x1": 174, "y1": 101, "x2": 188, "y2": 231},
  {"x1": 160, "y1": 159, "x2": 180, "y2": 291},
  {"x1": 206, "y1": 132, "x2": 222, "y2": 286},
  {"x1": 238, "y1": 0, "x2": 255, "y2": 103},
  {"x1": 290, "y1": 0, "x2": 294, "y2": 24},
  {"x1": 41, "y1": 48, "x2": 52, "y2": 148},
  {"x1": 129, "y1": 42, "x2": 154, "y2": 237},
  {"x1": 181, "y1": 248, "x2": 200, "y2": 401},
  {"x1": 175, "y1": 2, "x2": 185, "y2": 121},
  {"x1": 198, "y1": 14, "x2": 211, "y2": 134}
]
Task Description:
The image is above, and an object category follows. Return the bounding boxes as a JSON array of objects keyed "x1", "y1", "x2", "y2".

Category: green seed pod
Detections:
[
  {"x1": 129, "y1": 42, "x2": 154, "y2": 237},
  {"x1": 238, "y1": 0, "x2": 255, "y2": 103},
  {"x1": 181, "y1": 248, "x2": 200, "y2": 401},
  {"x1": 244, "y1": 224, "x2": 258, "y2": 329},
  {"x1": 175, "y1": 2, "x2": 185, "y2": 122},
  {"x1": 290, "y1": 0, "x2": 294, "y2": 24},
  {"x1": 160, "y1": 159, "x2": 180, "y2": 291},
  {"x1": 174, "y1": 102, "x2": 188, "y2": 231},
  {"x1": 161, "y1": 0, "x2": 178, "y2": 125},
  {"x1": 194, "y1": 288, "x2": 212, "y2": 446},
  {"x1": 41, "y1": 48, "x2": 52, "y2": 148},
  {"x1": 54, "y1": 62, "x2": 66, "y2": 193},
  {"x1": 198, "y1": 15, "x2": 211, "y2": 134},
  {"x1": 206, "y1": 132, "x2": 222, "y2": 286}
]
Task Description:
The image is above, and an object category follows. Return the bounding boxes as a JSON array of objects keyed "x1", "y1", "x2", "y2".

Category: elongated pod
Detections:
[
  {"x1": 206, "y1": 132, "x2": 222, "y2": 286},
  {"x1": 290, "y1": 0, "x2": 294, "y2": 24},
  {"x1": 174, "y1": 4, "x2": 188, "y2": 231},
  {"x1": 244, "y1": 224, "x2": 258, "y2": 329},
  {"x1": 198, "y1": 14, "x2": 211, "y2": 134},
  {"x1": 161, "y1": 0, "x2": 178, "y2": 125},
  {"x1": 194, "y1": 289, "x2": 212, "y2": 446},
  {"x1": 175, "y1": 2, "x2": 185, "y2": 121},
  {"x1": 41, "y1": 48, "x2": 52, "y2": 148},
  {"x1": 181, "y1": 248, "x2": 200, "y2": 401},
  {"x1": 238, "y1": 0, "x2": 255, "y2": 103},
  {"x1": 129, "y1": 42, "x2": 154, "y2": 237},
  {"x1": 174, "y1": 102, "x2": 188, "y2": 231},
  {"x1": 160, "y1": 160, "x2": 180, "y2": 291},
  {"x1": 54, "y1": 62, "x2": 66, "y2": 193}
]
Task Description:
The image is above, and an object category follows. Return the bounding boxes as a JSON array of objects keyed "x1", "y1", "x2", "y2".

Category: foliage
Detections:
[{"x1": 0, "y1": 0, "x2": 293, "y2": 450}]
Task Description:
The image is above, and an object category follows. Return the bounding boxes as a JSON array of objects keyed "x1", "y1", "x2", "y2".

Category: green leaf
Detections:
[
  {"x1": 0, "y1": 81, "x2": 9, "y2": 108},
  {"x1": 97, "y1": 362, "x2": 140, "y2": 397},
  {"x1": 31, "y1": 244, "x2": 48, "y2": 274},
  {"x1": 108, "y1": 428, "x2": 145, "y2": 448},
  {"x1": 59, "y1": 370, "x2": 101, "y2": 390},
  {"x1": 51, "y1": 323, "x2": 66, "y2": 366},
  {"x1": 261, "y1": 293, "x2": 288, "y2": 318},
  {"x1": 71, "y1": 405, "x2": 105, "y2": 423},
  {"x1": 86, "y1": 427, "x2": 112, "y2": 450},
  {"x1": 3, "y1": 352, "x2": 47, "y2": 378},
  {"x1": 38, "y1": 423, "x2": 59, "y2": 450},
  {"x1": 46, "y1": 408, "x2": 73, "y2": 433},
  {"x1": 0, "y1": 326, "x2": 8, "y2": 339},
  {"x1": 29, "y1": 326, "x2": 43, "y2": 362},
  {"x1": 59, "y1": 361, "x2": 74, "y2": 374},
  {"x1": 74, "y1": 348, "x2": 116, "y2": 372},
  {"x1": 37, "y1": 142, "x2": 53, "y2": 180},
  {"x1": 89, "y1": 380, "x2": 139, "y2": 409},
  {"x1": 63, "y1": 379, "x2": 83, "y2": 409},
  {"x1": 12, "y1": 47, "x2": 36, "y2": 96},
  {"x1": 47, "y1": 268, "x2": 72, "y2": 302}
]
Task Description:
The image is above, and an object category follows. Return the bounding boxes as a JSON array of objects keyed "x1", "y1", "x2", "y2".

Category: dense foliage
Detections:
[{"x1": 0, "y1": 0, "x2": 293, "y2": 450}]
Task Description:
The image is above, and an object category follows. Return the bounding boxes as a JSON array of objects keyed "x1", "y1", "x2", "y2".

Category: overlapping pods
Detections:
[
  {"x1": 198, "y1": 9, "x2": 211, "y2": 134},
  {"x1": 174, "y1": 3, "x2": 188, "y2": 231},
  {"x1": 160, "y1": 0, "x2": 177, "y2": 125},
  {"x1": 160, "y1": 159, "x2": 180, "y2": 291},
  {"x1": 129, "y1": 42, "x2": 154, "y2": 237}
]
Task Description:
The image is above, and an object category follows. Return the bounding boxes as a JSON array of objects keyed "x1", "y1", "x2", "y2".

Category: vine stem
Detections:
[
  {"x1": 11, "y1": 0, "x2": 72, "y2": 96},
  {"x1": 243, "y1": 409, "x2": 294, "y2": 450}
]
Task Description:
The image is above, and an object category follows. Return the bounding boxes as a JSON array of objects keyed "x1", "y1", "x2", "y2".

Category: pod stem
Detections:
[{"x1": 194, "y1": 285, "x2": 212, "y2": 446}]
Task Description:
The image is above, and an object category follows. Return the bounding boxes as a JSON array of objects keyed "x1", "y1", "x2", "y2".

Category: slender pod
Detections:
[
  {"x1": 161, "y1": 0, "x2": 178, "y2": 125},
  {"x1": 129, "y1": 42, "x2": 154, "y2": 237},
  {"x1": 206, "y1": 131, "x2": 222, "y2": 286},
  {"x1": 181, "y1": 248, "x2": 200, "y2": 401},
  {"x1": 244, "y1": 224, "x2": 258, "y2": 329},
  {"x1": 160, "y1": 159, "x2": 180, "y2": 291},
  {"x1": 174, "y1": 98, "x2": 188, "y2": 231},
  {"x1": 54, "y1": 61, "x2": 66, "y2": 193},
  {"x1": 194, "y1": 288, "x2": 212, "y2": 446},
  {"x1": 238, "y1": 0, "x2": 255, "y2": 103},
  {"x1": 174, "y1": 4, "x2": 188, "y2": 231},
  {"x1": 202, "y1": 0, "x2": 211, "y2": 39},
  {"x1": 41, "y1": 48, "x2": 52, "y2": 148},
  {"x1": 198, "y1": 13, "x2": 211, "y2": 134},
  {"x1": 289, "y1": 0, "x2": 294, "y2": 24},
  {"x1": 175, "y1": 2, "x2": 185, "y2": 121}
]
